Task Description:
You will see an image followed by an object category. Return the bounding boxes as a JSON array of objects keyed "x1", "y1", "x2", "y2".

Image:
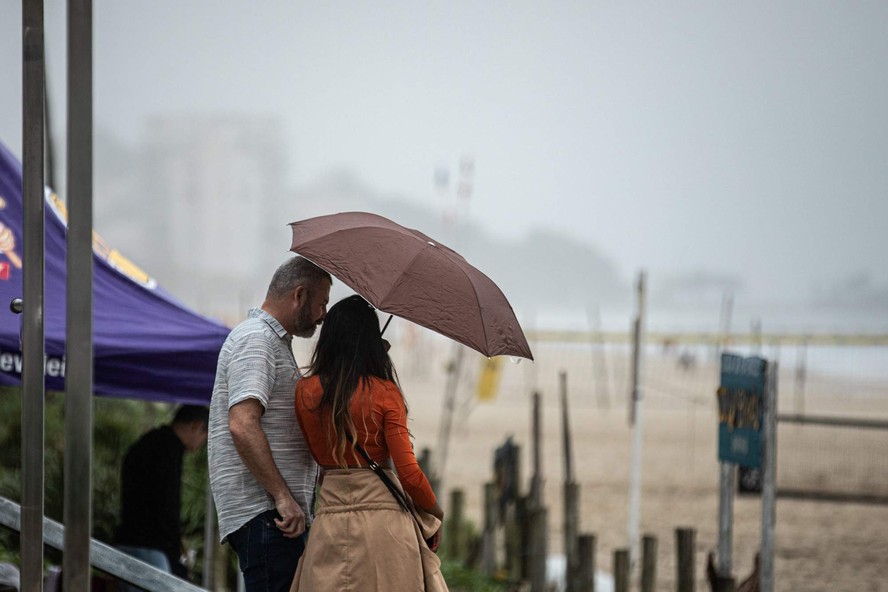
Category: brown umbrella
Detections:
[{"x1": 289, "y1": 212, "x2": 533, "y2": 360}]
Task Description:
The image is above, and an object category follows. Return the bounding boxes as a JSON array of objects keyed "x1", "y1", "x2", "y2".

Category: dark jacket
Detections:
[{"x1": 115, "y1": 425, "x2": 184, "y2": 566}]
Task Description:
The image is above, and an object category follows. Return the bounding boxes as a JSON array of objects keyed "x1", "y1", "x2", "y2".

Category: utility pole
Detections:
[
  {"x1": 627, "y1": 271, "x2": 647, "y2": 573},
  {"x1": 433, "y1": 154, "x2": 474, "y2": 494}
]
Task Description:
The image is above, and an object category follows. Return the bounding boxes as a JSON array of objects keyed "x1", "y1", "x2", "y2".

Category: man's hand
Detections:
[
  {"x1": 274, "y1": 493, "x2": 306, "y2": 538},
  {"x1": 230, "y1": 400, "x2": 306, "y2": 538}
]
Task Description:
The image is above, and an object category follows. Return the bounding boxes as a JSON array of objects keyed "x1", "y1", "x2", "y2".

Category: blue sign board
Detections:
[{"x1": 717, "y1": 353, "x2": 766, "y2": 468}]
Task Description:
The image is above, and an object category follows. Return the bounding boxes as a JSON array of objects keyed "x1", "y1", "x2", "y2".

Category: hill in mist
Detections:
[
  {"x1": 285, "y1": 170, "x2": 630, "y2": 317},
  {"x1": 89, "y1": 120, "x2": 886, "y2": 328},
  {"x1": 91, "y1": 128, "x2": 628, "y2": 319}
]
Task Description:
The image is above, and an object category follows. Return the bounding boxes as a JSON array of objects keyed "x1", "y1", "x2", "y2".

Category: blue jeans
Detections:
[
  {"x1": 116, "y1": 546, "x2": 171, "y2": 592},
  {"x1": 228, "y1": 510, "x2": 308, "y2": 592}
]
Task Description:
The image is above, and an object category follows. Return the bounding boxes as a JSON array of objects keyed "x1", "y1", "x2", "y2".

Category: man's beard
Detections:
[{"x1": 292, "y1": 304, "x2": 317, "y2": 338}]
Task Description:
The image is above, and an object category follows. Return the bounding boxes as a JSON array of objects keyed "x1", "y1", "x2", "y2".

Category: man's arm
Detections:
[{"x1": 229, "y1": 398, "x2": 305, "y2": 538}]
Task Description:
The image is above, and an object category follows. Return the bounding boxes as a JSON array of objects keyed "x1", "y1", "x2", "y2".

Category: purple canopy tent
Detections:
[{"x1": 0, "y1": 141, "x2": 230, "y2": 404}]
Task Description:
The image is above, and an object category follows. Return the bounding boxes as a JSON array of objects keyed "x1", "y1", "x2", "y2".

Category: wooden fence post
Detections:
[
  {"x1": 641, "y1": 534, "x2": 657, "y2": 592},
  {"x1": 528, "y1": 391, "x2": 547, "y2": 591},
  {"x1": 495, "y1": 438, "x2": 523, "y2": 581},
  {"x1": 577, "y1": 534, "x2": 596, "y2": 592},
  {"x1": 614, "y1": 549, "x2": 630, "y2": 592},
  {"x1": 529, "y1": 506, "x2": 548, "y2": 592},
  {"x1": 446, "y1": 489, "x2": 466, "y2": 560},
  {"x1": 564, "y1": 481, "x2": 580, "y2": 592},
  {"x1": 418, "y1": 447, "x2": 439, "y2": 495},
  {"x1": 481, "y1": 482, "x2": 497, "y2": 576},
  {"x1": 560, "y1": 371, "x2": 581, "y2": 592},
  {"x1": 676, "y1": 528, "x2": 696, "y2": 592},
  {"x1": 530, "y1": 391, "x2": 543, "y2": 506},
  {"x1": 513, "y1": 494, "x2": 531, "y2": 580},
  {"x1": 418, "y1": 446, "x2": 432, "y2": 477}
]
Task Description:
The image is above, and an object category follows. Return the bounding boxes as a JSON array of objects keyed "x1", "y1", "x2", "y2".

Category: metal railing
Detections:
[{"x1": 0, "y1": 496, "x2": 205, "y2": 592}]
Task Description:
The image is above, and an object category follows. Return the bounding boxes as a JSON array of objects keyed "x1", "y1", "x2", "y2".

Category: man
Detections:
[
  {"x1": 208, "y1": 256, "x2": 332, "y2": 592},
  {"x1": 115, "y1": 405, "x2": 210, "y2": 586}
]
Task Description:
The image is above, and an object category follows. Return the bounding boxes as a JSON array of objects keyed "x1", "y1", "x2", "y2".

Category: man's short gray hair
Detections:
[{"x1": 266, "y1": 256, "x2": 332, "y2": 300}]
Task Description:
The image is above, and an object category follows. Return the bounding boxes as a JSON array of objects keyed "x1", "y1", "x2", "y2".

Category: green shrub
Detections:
[
  {"x1": 440, "y1": 558, "x2": 511, "y2": 592},
  {"x1": 0, "y1": 388, "x2": 208, "y2": 583}
]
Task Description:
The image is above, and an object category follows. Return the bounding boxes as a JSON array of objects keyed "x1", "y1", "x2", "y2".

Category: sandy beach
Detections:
[{"x1": 346, "y1": 334, "x2": 888, "y2": 592}]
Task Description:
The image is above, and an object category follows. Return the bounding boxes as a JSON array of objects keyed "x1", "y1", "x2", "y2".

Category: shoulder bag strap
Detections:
[{"x1": 347, "y1": 434, "x2": 412, "y2": 513}]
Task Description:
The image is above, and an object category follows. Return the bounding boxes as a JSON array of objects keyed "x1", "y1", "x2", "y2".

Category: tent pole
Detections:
[
  {"x1": 65, "y1": 0, "x2": 94, "y2": 589},
  {"x1": 21, "y1": 1, "x2": 47, "y2": 590}
]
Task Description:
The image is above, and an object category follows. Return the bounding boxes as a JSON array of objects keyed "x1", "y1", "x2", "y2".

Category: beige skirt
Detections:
[{"x1": 290, "y1": 469, "x2": 443, "y2": 592}]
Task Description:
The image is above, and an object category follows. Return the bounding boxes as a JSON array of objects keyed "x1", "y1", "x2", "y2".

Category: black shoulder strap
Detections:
[{"x1": 347, "y1": 434, "x2": 411, "y2": 513}]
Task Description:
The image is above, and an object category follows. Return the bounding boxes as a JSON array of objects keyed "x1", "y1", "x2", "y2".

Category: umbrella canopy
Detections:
[{"x1": 289, "y1": 212, "x2": 533, "y2": 360}]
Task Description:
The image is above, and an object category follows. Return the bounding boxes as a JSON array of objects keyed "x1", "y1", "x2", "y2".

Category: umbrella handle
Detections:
[{"x1": 380, "y1": 314, "x2": 393, "y2": 336}]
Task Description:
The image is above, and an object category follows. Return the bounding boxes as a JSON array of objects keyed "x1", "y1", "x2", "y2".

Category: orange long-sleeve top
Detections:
[{"x1": 294, "y1": 375, "x2": 437, "y2": 511}]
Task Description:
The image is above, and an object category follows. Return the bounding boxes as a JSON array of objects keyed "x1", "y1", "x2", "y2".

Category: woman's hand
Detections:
[{"x1": 428, "y1": 528, "x2": 442, "y2": 553}]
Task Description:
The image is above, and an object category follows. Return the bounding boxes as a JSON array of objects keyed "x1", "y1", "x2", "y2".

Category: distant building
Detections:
[{"x1": 139, "y1": 114, "x2": 287, "y2": 316}]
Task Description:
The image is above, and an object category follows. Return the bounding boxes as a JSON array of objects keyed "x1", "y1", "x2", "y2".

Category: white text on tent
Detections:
[{"x1": 0, "y1": 352, "x2": 66, "y2": 377}]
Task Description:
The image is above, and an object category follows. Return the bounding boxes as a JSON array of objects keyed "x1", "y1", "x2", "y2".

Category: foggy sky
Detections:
[{"x1": 1, "y1": 1, "x2": 887, "y2": 306}]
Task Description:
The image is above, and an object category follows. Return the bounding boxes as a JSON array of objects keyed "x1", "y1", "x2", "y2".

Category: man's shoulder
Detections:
[
  {"x1": 127, "y1": 426, "x2": 177, "y2": 460},
  {"x1": 226, "y1": 316, "x2": 277, "y2": 344},
  {"x1": 134, "y1": 425, "x2": 168, "y2": 444}
]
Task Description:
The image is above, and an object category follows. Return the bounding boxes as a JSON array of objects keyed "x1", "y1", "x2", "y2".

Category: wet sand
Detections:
[{"x1": 371, "y1": 335, "x2": 888, "y2": 592}]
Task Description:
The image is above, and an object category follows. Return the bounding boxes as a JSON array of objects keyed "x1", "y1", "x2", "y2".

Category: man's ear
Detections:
[{"x1": 294, "y1": 284, "x2": 308, "y2": 305}]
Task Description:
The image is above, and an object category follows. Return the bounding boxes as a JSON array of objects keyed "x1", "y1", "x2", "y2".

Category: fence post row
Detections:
[
  {"x1": 614, "y1": 548, "x2": 630, "y2": 592},
  {"x1": 446, "y1": 488, "x2": 466, "y2": 560},
  {"x1": 676, "y1": 527, "x2": 696, "y2": 592},
  {"x1": 640, "y1": 534, "x2": 657, "y2": 592},
  {"x1": 577, "y1": 534, "x2": 596, "y2": 592}
]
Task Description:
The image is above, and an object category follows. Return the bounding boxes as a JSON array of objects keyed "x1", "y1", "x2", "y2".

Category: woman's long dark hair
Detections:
[{"x1": 306, "y1": 295, "x2": 401, "y2": 467}]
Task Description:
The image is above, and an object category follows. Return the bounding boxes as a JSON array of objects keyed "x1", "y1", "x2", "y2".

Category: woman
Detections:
[{"x1": 290, "y1": 295, "x2": 446, "y2": 591}]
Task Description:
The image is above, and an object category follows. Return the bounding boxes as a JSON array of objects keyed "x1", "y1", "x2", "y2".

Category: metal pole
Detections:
[
  {"x1": 434, "y1": 342, "x2": 464, "y2": 496},
  {"x1": 21, "y1": 1, "x2": 46, "y2": 590},
  {"x1": 627, "y1": 271, "x2": 646, "y2": 570},
  {"x1": 560, "y1": 371, "x2": 579, "y2": 591},
  {"x1": 760, "y1": 361, "x2": 778, "y2": 592},
  {"x1": 715, "y1": 293, "x2": 733, "y2": 375},
  {"x1": 717, "y1": 462, "x2": 735, "y2": 576},
  {"x1": 560, "y1": 371, "x2": 573, "y2": 483},
  {"x1": 587, "y1": 304, "x2": 610, "y2": 410},
  {"x1": 751, "y1": 319, "x2": 762, "y2": 356},
  {"x1": 793, "y1": 340, "x2": 807, "y2": 415},
  {"x1": 530, "y1": 391, "x2": 543, "y2": 507},
  {"x1": 203, "y1": 490, "x2": 215, "y2": 589},
  {"x1": 64, "y1": 1, "x2": 94, "y2": 589},
  {"x1": 43, "y1": 70, "x2": 56, "y2": 192}
]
